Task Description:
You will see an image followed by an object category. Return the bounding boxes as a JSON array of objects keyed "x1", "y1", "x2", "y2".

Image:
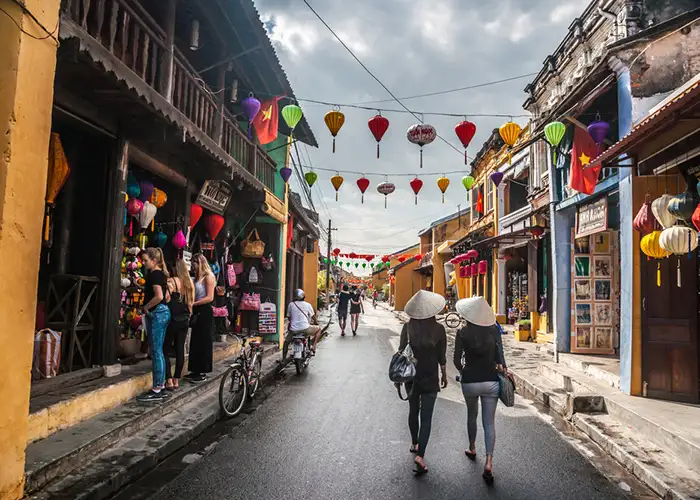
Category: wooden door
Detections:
[{"x1": 637, "y1": 175, "x2": 699, "y2": 402}]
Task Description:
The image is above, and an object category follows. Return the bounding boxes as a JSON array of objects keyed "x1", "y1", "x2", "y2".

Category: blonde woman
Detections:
[
  {"x1": 137, "y1": 248, "x2": 171, "y2": 402},
  {"x1": 165, "y1": 260, "x2": 194, "y2": 389},
  {"x1": 186, "y1": 253, "x2": 215, "y2": 383}
]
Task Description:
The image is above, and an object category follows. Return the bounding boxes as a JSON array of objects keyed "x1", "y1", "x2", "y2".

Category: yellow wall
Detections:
[
  {"x1": 393, "y1": 259, "x2": 421, "y2": 311},
  {"x1": 303, "y1": 240, "x2": 319, "y2": 312},
  {"x1": 0, "y1": 1, "x2": 61, "y2": 498}
]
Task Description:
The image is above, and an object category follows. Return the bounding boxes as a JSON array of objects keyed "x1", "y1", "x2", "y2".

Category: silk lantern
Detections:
[
  {"x1": 462, "y1": 175, "x2": 475, "y2": 191},
  {"x1": 172, "y1": 229, "x2": 187, "y2": 258},
  {"x1": 651, "y1": 194, "x2": 676, "y2": 229},
  {"x1": 150, "y1": 188, "x2": 167, "y2": 208},
  {"x1": 490, "y1": 171, "x2": 504, "y2": 188},
  {"x1": 398, "y1": 256, "x2": 407, "y2": 263},
  {"x1": 331, "y1": 174, "x2": 344, "y2": 201},
  {"x1": 305, "y1": 171, "x2": 318, "y2": 187},
  {"x1": 138, "y1": 180, "x2": 154, "y2": 202},
  {"x1": 499, "y1": 121, "x2": 521, "y2": 164},
  {"x1": 44, "y1": 133, "x2": 70, "y2": 244},
  {"x1": 455, "y1": 120, "x2": 476, "y2": 165},
  {"x1": 693, "y1": 204, "x2": 700, "y2": 232},
  {"x1": 587, "y1": 118, "x2": 610, "y2": 154},
  {"x1": 355, "y1": 263, "x2": 359, "y2": 268},
  {"x1": 633, "y1": 195, "x2": 655, "y2": 235},
  {"x1": 406, "y1": 123, "x2": 437, "y2": 168},
  {"x1": 436, "y1": 177, "x2": 450, "y2": 203},
  {"x1": 189, "y1": 203, "x2": 203, "y2": 229},
  {"x1": 640, "y1": 230, "x2": 668, "y2": 286},
  {"x1": 281, "y1": 104, "x2": 303, "y2": 132},
  {"x1": 280, "y1": 167, "x2": 292, "y2": 183},
  {"x1": 377, "y1": 181, "x2": 396, "y2": 209},
  {"x1": 153, "y1": 228, "x2": 168, "y2": 248},
  {"x1": 368, "y1": 114, "x2": 389, "y2": 158},
  {"x1": 324, "y1": 109, "x2": 345, "y2": 153},
  {"x1": 333, "y1": 248, "x2": 341, "y2": 256},
  {"x1": 139, "y1": 200, "x2": 157, "y2": 232},
  {"x1": 137, "y1": 233, "x2": 149, "y2": 250},
  {"x1": 660, "y1": 226, "x2": 698, "y2": 286},
  {"x1": 203, "y1": 213, "x2": 225, "y2": 240},
  {"x1": 470, "y1": 262, "x2": 478, "y2": 276},
  {"x1": 544, "y1": 121, "x2": 566, "y2": 165},
  {"x1": 126, "y1": 172, "x2": 140, "y2": 199},
  {"x1": 126, "y1": 198, "x2": 143, "y2": 236},
  {"x1": 466, "y1": 249, "x2": 479, "y2": 260},
  {"x1": 241, "y1": 94, "x2": 261, "y2": 139},
  {"x1": 478, "y1": 260, "x2": 488, "y2": 275},
  {"x1": 356, "y1": 177, "x2": 370, "y2": 203},
  {"x1": 668, "y1": 187, "x2": 700, "y2": 223},
  {"x1": 410, "y1": 177, "x2": 424, "y2": 205}
]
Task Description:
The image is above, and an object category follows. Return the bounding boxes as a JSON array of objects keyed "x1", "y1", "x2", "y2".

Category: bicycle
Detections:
[
  {"x1": 442, "y1": 298, "x2": 464, "y2": 329},
  {"x1": 219, "y1": 335, "x2": 265, "y2": 418}
]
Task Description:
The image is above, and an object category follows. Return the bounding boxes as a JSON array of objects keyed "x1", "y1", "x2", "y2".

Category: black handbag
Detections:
[
  {"x1": 498, "y1": 372, "x2": 516, "y2": 407},
  {"x1": 389, "y1": 328, "x2": 417, "y2": 401}
]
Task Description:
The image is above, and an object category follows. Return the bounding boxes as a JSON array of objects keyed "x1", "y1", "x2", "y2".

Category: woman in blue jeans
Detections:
[
  {"x1": 454, "y1": 297, "x2": 507, "y2": 485},
  {"x1": 137, "y1": 248, "x2": 171, "y2": 402}
]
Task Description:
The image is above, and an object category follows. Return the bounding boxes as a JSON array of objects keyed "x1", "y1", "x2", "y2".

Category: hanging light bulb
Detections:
[
  {"x1": 189, "y1": 19, "x2": 200, "y2": 51},
  {"x1": 230, "y1": 79, "x2": 239, "y2": 103}
]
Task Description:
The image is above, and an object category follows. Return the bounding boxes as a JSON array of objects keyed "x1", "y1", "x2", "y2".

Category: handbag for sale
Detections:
[
  {"x1": 247, "y1": 265, "x2": 261, "y2": 285},
  {"x1": 227, "y1": 264, "x2": 237, "y2": 288},
  {"x1": 240, "y1": 292, "x2": 261, "y2": 311},
  {"x1": 498, "y1": 372, "x2": 516, "y2": 407},
  {"x1": 232, "y1": 262, "x2": 244, "y2": 275},
  {"x1": 240, "y1": 229, "x2": 265, "y2": 258},
  {"x1": 212, "y1": 306, "x2": 229, "y2": 317}
]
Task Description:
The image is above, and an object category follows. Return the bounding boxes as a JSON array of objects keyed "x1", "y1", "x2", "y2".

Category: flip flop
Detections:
[
  {"x1": 413, "y1": 460, "x2": 428, "y2": 476},
  {"x1": 465, "y1": 450, "x2": 477, "y2": 461},
  {"x1": 482, "y1": 470, "x2": 494, "y2": 485},
  {"x1": 410, "y1": 445, "x2": 419, "y2": 454}
]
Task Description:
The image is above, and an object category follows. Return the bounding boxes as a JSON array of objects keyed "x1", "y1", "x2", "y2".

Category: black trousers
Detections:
[
  {"x1": 408, "y1": 390, "x2": 438, "y2": 458},
  {"x1": 164, "y1": 322, "x2": 188, "y2": 379},
  {"x1": 188, "y1": 304, "x2": 213, "y2": 374}
]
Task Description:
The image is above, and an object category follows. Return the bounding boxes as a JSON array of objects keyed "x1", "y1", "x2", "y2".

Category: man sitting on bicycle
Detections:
[{"x1": 284, "y1": 288, "x2": 321, "y2": 358}]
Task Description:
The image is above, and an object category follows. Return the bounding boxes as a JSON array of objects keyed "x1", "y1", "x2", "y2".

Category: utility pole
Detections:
[
  {"x1": 325, "y1": 219, "x2": 337, "y2": 310},
  {"x1": 457, "y1": 204, "x2": 462, "y2": 229}
]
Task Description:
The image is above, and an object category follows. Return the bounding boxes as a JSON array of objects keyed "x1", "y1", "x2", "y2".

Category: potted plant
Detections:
[{"x1": 514, "y1": 319, "x2": 532, "y2": 341}]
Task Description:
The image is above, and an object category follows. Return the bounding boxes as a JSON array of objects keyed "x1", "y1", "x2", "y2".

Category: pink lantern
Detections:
[
  {"x1": 478, "y1": 260, "x2": 488, "y2": 275},
  {"x1": 460, "y1": 265, "x2": 470, "y2": 278},
  {"x1": 172, "y1": 230, "x2": 186, "y2": 257},
  {"x1": 466, "y1": 249, "x2": 479, "y2": 260},
  {"x1": 126, "y1": 198, "x2": 144, "y2": 236},
  {"x1": 471, "y1": 263, "x2": 478, "y2": 276}
]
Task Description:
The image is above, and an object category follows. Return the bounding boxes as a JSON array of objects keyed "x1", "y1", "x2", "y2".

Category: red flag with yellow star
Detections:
[
  {"x1": 252, "y1": 97, "x2": 281, "y2": 145},
  {"x1": 569, "y1": 125, "x2": 601, "y2": 195}
]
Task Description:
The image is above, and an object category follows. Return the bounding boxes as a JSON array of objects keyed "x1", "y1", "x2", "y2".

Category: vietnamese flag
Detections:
[
  {"x1": 252, "y1": 97, "x2": 281, "y2": 145},
  {"x1": 569, "y1": 126, "x2": 601, "y2": 195},
  {"x1": 476, "y1": 189, "x2": 484, "y2": 214}
]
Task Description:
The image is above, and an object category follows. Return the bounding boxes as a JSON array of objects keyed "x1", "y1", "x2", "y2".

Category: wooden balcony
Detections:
[{"x1": 60, "y1": 0, "x2": 277, "y2": 193}]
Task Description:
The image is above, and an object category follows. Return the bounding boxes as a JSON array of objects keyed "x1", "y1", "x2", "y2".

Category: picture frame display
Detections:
[{"x1": 575, "y1": 256, "x2": 590, "y2": 277}]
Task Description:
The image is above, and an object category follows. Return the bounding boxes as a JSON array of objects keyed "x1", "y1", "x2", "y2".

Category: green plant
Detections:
[{"x1": 517, "y1": 319, "x2": 531, "y2": 330}]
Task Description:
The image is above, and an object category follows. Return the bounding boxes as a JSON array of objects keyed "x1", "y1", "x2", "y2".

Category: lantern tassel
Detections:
[
  {"x1": 333, "y1": 138, "x2": 336, "y2": 153},
  {"x1": 415, "y1": 195, "x2": 418, "y2": 206},
  {"x1": 335, "y1": 192, "x2": 338, "y2": 202},
  {"x1": 130, "y1": 218, "x2": 133, "y2": 237},
  {"x1": 376, "y1": 143, "x2": 380, "y2": 159},
  {"x1": 442, "y1": 193, "x2": 445, "y2": 204},
  {"x1": 464, "y1": 150, "x2": 467, "y2": 165},
  {"x1": 384, "y1": 196, "x2": 387, "y2": 209},
  {"x1": 420, "y1": 148, "x2": 423, "y2": 168},
  {"x1": 361, "y1": 194, "x2": 364, "y2": 204},
  {"x1": 44, "y1": 204, "x2": 51, "y2": 243},
  {"x1": 509, "y1": 149, "x2": 513, "y2": 165},
  {"x1": 657, "y1": 262, "x2": 661, "y2": 287},
  {"x1": 151, "y1": 218, "x2": 155, "y2": 232},
  {"x1": 553, "y1": 149, "x2": 557, "y2": 167},
  {"x1": 248, "y1": 121, "x2": 252, "y2": 140},
  {"x1": 677, "y1": 258, "x2": 681, "y2": 287}
]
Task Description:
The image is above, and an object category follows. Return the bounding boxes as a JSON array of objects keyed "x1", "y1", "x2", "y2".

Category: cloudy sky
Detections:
[{"x1": 256, "y1": 0, "x2": 589, "y2": 266}]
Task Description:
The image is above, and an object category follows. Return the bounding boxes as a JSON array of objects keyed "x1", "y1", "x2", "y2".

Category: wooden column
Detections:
[
  {"x1": 214, "y1": 60, "x2": 226, "y2": 146},
  {"x1": 160, "y1": 0, "x2": 177, "y2": 101},
  {"x1": 97, "y1": 138, "x2": 129, "y2": 366},
  {"x1": 528, "y1": 240, "x2": 539, "y2": 313}
]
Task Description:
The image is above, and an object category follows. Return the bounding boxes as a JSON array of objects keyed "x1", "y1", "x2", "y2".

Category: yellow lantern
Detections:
[
  {"x1": 437, "y1": 176, "x2": 450, "y2": 203},
  {"x1": 150, "y1": 188, "x2": 168, "y2": 208},
  {"x1": 44, "y1": 133, "x2": 71, "y2": 243},
  {"x1": 641, "y1": 230, "x2": 669, "y2": 287},
  {"x1": 499, "y1": 121, "x2": 522, "y2": 165},
  {"x1": 331, "y1": 174, "x2": 344, "y2": 201},
  {"x1": 324, "y1": 109, "x2": 345, "y2": 153}
]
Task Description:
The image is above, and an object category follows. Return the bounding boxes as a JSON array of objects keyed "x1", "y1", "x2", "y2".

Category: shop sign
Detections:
[
  {"x1": 196, "y1": 180, "x2": 232, "y2": 215},
  {"x1": 576, "y1": 197, "x2": 608, "y2": 238}
]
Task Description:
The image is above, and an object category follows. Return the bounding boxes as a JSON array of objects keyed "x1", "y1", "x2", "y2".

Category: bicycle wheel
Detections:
[
  {"x1": 219, "y1": 363, "x2": 248, "y2": 418},
  {"x1": 445, "y1": 312, "x2": 462, "y2": 329},
  {"x1": 247, "y1": 353, "x2": 263, "y2": 400}
]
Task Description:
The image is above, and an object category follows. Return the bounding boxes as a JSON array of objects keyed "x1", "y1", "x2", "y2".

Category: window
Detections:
[{"x1": 485, "y1": 178, "x2": 494, "y2": 213}]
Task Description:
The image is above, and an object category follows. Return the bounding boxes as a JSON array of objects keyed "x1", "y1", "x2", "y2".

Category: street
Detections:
[{"x1": 122, "y1": 304, "x2": 643, "y2": 500}]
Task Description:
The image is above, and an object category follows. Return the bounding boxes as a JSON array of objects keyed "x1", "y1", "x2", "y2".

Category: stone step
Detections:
[
  {"x1": 573, "y1": 413, "x2": 700, "y2": 500},
  {"x1": 25, "y1": 343, "x2": 278, "y2": 495},
  {"x1": 510, "y1": 367, "x2": 568, "y2": 416}
]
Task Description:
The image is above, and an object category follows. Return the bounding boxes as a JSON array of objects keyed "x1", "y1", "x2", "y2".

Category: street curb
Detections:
[{"x1": 29, "y1": 350, "x2": 284, "y2": 500}]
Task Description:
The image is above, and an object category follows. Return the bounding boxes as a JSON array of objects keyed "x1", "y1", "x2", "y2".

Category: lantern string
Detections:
[{"x1": 294, "y1": 164, "x2": 479, "y2": 177}]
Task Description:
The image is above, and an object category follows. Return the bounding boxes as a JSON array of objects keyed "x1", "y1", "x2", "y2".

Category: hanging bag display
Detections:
[
  {"x1": 240, "y1": 228, "x2": 266, "y2": 258},
  {"x1": 247, "y1": 265, "x2": 261, "y2": 285},
  {"x1": 240, "y1": 292, "x2": 261, "y2": 311}
]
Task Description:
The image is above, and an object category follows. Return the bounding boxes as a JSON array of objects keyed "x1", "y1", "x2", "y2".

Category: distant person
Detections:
[
  {"x1": 454, "y1": 296, "x2": 508, "y2": 485},
  {"x1": 164, "y1": 260, "x2": 194, "y2": 390},
  {"x1": 398, "y1": 290, "x2": 447, "y2": 475},
  {"x1": 349, "y1": 286, "x2": 364, "y2": 336},
  {"x1": 337, "y1": 285, "x2": 352, "y2": 336}
]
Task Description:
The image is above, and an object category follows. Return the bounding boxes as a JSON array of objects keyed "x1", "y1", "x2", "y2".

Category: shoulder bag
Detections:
[
  {"x1": 389, "y1": 325, "x2": 417, "y2": 400},
  {"x1": 498, "y1": 371, "x2": 516, "y2": 407}
]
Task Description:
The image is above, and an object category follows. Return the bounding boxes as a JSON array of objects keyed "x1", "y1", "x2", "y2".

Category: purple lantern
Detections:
[
  {"x1": 587, "y1": 118, "x2": 610, "y2": 154},
  {"x1": 138, "y1": 180, "x2": 154, "y2": 202},
  {"x1": 280, "y1": 166, "x2": 292, "y2": 183},
  {"x1": 490, "y1": 171, "x2": 504, "y2": 188},
  {"x1": 241, "y1": 94, "x2": 261, "y2": 139}
]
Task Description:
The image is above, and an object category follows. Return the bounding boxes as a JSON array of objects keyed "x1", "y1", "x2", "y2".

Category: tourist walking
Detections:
[
  {"x1": 187, "y1": 253, "x2": 215, "y2": 383},
  {"x1": 164, "y1": 259, "x2": 194, "y2": 390},
  {"x1": 337, "y1": 284, "x2": 351, "y2": 336},
  {"x1": 454, "y1": 296, "x2": 507, "y2": 485},
  {"x1": 349, "y1": 286, "x2": 364, "y2": 336},
  {"x1": 137, "y1": 248, "x2": 171, "y2": 402},
  {"x1": 398, "y1": 290, "x2": 447, "y2": 476}
]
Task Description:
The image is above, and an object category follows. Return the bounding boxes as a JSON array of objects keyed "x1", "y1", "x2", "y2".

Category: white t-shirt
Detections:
[{"x1": 287, "y1": 301, "x2": 314, "y2": 331}]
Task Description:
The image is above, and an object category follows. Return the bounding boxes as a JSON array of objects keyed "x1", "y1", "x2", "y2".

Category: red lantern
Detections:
[
  {"x1": 356, "y1": 177, "x2": 370, "y2": 203},
  {"x1": 460, "y1": 265, "x2": 472, "y2": 278},
  {"x1": 190, "y1": 203, "x2": 203, "y2": 229},
  {"x1": 349, "y1": 252, "x2": 358, "y2": 259},
  {"x1": 365, "y1": 255, "x2": 374, "y2": 262},
  {"x1": 203, "y1": 213, "x2": 225, "y2": 240},
  {"x1": 381, "y1": 255, "x2": 390, "y2": 263},
  {"x1": 409, "y1": 177, "x2": 423, "y2": 205},
  {"x1": 471, "y1": 263, "x2": 478, "y2": 276},
  {"x1": 398, "y1": 256, "x2": 407, "y2": 263},
  {"x1": 634, "y1": 194, "x2": 656, "y2": 235},
  {"x1": 368, "y1": 114, "x2": 390, "y2": 158},
  {"x1": 478, "y1": 260, "x2": 488, "y2": 275},
  {"x1": 455, "y1": 120, "x2": 477, "y2": 165},
  {"x1": 333, "y1": 248, "x2": 341, "y2": 256}
]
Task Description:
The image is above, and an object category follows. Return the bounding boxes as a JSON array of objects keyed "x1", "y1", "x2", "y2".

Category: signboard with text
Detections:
[
  {"x1": 576, "y1": 197, "x2": 608, "y2": 238},
  {"x1": 195, "y1": 180, "x2": 232, "y2": 215}
]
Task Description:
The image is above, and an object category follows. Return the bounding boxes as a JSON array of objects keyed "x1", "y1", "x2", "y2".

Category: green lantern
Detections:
[
  {"x1": 282, "y1": 104, "x2": 303, "y2": 131},
  {"x1": 305, "y1": 171, "x2": 318, "y2": 187},
  {"x1": 354, "y1": 263, "x2": 359, "y2": 268},
  {"x1": 370, "y1": 263, "x2": 375, "y2": 268},
  {"x1": 333, "y1": 260, "x2": 338, "y2": 265},
  {"x1": 324, "y1": 257, "x2": 329, "y2": 264},
  {"x1": 544, "y1": 121, "x2": 567, "y2": 165},
  {"x1": 462, "y1": 175, "x2": 475, "y2": 191},
  {"x1": 362, "y1": 263, "x2": 367, "y2": 268},
  {"x1": 386, "y1": 262, "x2": 391, "y2": 268},
  {"x1": 346, "y1": 262, "x2": 351, "y2": 267}
]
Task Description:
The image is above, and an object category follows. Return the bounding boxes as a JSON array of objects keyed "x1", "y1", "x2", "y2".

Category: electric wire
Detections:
[{"x1": 1, "y1": 2, "x2": 59, "y2": 44}]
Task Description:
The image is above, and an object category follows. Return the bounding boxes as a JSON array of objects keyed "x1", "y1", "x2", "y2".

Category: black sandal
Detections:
[
  {"x1": 482, "y1": 470, "x2": 494, "y2": 485},
  {"x1": 413, "y1": 460, "x2": 428, "y2": 476},
  {"x1": 465, "y1": 450, "x2": 477, "y2": 461},
  {"x1": 410, "y1": 445, "x2": 419, "y2": 454}
]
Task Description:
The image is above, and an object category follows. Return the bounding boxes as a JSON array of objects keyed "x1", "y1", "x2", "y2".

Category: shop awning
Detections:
[
  {"x1": 591, "y1": 77, "x2": 700, "y2": 168},
  {"x1": 261, "y1": 190, "x2": 287, "y2": 223},
  {"x1": 470, "y1": 227, "x2": 536, "y2": 249},
  {"x1": 436, "y1": 240, "x2": 456, "y2": 255}
]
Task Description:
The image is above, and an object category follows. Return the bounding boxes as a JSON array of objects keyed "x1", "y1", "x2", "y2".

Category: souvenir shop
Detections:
[{"x1": 503, "y1": 245, "x2": 529, "y2": 324}]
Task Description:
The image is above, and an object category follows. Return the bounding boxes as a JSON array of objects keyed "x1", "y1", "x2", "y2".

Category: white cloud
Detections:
[
  {"x1": 261, "y1": 14, "x2": 321, "y2": 58},
  {"x1": 413, "y1": 0, "x2": 456, "y2": 48},
  {"x1": 550, "y1": 2, "x2": 589, "y2": 24}
]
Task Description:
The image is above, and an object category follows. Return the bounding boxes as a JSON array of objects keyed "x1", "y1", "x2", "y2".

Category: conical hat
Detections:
[
  {"x1": 404, "y1": 290, "x2": 446, "y2": 320},
  {"x1": 456, "y1": 297, "x2": 496, "y2": 327}
]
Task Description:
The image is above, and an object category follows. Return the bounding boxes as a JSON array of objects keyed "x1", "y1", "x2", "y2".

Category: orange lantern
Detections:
[
  {"x1": 437, "y1": 176, "x2": 450, "y2": 203},
  {"x1": 331, "y1": 174, "x2": 344, "y2": 201},
  {"x1": 150, "y1": 188, "x2": 168, "y2": 208},
  {"x1": 44, "y1": 133, "x2": 70, "y2": 243},
  {"x1": 499, "y1": 121, "x2": 522, "y2": 164},
  {"x1": 324, "y1": 108, "x2": 345, "y2": 153}
]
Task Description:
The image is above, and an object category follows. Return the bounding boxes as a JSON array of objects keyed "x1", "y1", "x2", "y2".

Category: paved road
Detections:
[{"x1": 140, "y1": 305, "x2": 647, "y2": 500}]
